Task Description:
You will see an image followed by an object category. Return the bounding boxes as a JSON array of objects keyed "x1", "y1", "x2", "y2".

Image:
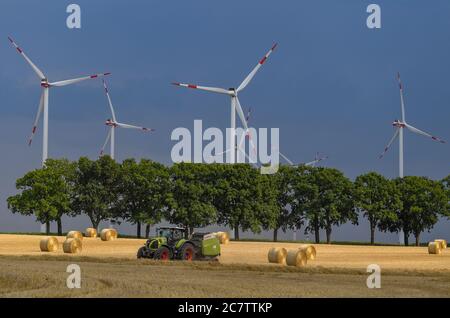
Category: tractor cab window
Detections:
[
  {"x1": 158, "y1": 229, "x2": 170, "y2": 238},
  {"x1": 172, "y1": 230, "x2": 183, "y2": 241}
]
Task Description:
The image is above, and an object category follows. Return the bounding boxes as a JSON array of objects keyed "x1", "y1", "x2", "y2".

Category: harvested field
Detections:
[
  {"x1": 0, "y1": 234, "x2": 449, "y2": 272},
  {"x1": 0, "y1": 234, "x2": 449, "y2": 297}
]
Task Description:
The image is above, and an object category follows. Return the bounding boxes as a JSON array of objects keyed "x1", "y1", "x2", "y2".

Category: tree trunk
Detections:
[
  {"x1": 136, "y1": 221, "x2": 141, "y2": 238},
  {"x1": 403, "y1": 231, "x2": 409, "y2": 246},
  {"x1": 234, "y1": 225, "x2": 240, "y2": 241},
  {"x1": 145, "y1": 224, "x2": 151, "y2": 238},
  {"x1": 370, "y1": 222, "x2": 375, "y2": 245},
  {"x1": 326, "y1": 227, "x2": 332, "y2": 244},
  {"x1": 91, "y1": 217, "x2": 100, "y2": 231},
  {"x1": 273, "y1": 228, "x2": 278, "y2": 242},
  {"x1": 314, "y1": 223, "x2": 320, "y2": 244},
  {"x1": 46, "y1": 221, "x2": 50, "y2": 235},
  {"x1": 414, "y1": 232, "x2": 420, "y2": 246},
  {"x1": 57, "y1": 218, "x2": 62, "y2": 236}
]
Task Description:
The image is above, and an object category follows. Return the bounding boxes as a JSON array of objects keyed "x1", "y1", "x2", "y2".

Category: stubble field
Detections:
[{"x1": 0, "y1": 234, "x2": 449, "y2": 297}]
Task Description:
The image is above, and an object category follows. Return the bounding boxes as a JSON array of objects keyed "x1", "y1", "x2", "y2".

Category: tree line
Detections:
[{"x1": 7, "y1": 156, "x2": 450, "y2": 246}]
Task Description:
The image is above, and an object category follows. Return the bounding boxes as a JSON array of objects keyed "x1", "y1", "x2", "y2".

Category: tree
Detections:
[
  {"x1": 116, "y1": 159, "x2": 169, "y2": 238},
  {"x1": 213, "y1": 164, "x2": 277, "y2": 240},
  {"x1": 354, "y1": 172, "x2": 402, "y2": 244},
  {"x1": 271, "y1": 165, "x2": 296, "y2": 242},
  {"x1": 166, "y1": 163, "x2": 217, "y2": 236},
  {"x1": 442, "y1": 175, "x2": 450, "y2": 217},
  {"x1": 396, "y1": 176, "x2": 448, "y2": 246},
  {"x1": 291, "y1": 166, "x2": 320, "y2": 242},
  {"x1": 7, "y1": 159, "x2": 75, "y2": 235},
  {"x1": 300, "y1": 168, "x2": 356, "y2": 244},
  {"x1": 72, "y1": 156, "x2": 120, "y2": 230}
]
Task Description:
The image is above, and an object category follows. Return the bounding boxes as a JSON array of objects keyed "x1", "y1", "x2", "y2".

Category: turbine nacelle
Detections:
[
  {"x1": 392, "y1": 120, "x2": 406, "y2": 128},
  {"x1": 40, "y1": 79, "x2": 50, "y2": 88},
  {"x1": 105, "y1": 119, "x2": 118, "y2": 127}
]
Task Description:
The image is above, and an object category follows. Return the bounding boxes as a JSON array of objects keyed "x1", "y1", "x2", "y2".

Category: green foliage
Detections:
[
  {"x1": 6, "y1": 156, "x2": 448, "y2": 244},
  {"x1": 116, "y1": 159, "x2": 169, "y2": 227},
  {"x1": 166, "y1": 163, "x2": 217, "y2": 233},
  {"x1": 354, "y1": 172, "x2": 402, "y2": 244},
  {"x1": 395, "y1": 176, "x2": 448, "y2": 245},
  {"x1": 211, "y1": 164, "x2": 278, "y2": 239},
  {"x1": 71, "y1": 156, "x2": 121, "y2": 229},
  {"x1": 294, "y1": 167, "x2": 356, "y2": 243},
  {"x1": 7, "y1": 159, "x2": 75, "y2": 234}
]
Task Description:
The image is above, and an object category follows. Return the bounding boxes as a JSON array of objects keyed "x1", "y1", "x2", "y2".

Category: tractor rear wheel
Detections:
[
  {"x1": 154, "y1": 246, "x2": 172, "y2": 261},
  {"x1": 137, "y1": 247, "x2": 145, "y2": 259},
  {"x1": 179, "y1": 243, "x2": 196, "y2": 261}
]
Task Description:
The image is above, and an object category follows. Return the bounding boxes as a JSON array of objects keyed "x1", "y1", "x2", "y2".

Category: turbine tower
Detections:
[
  {"x1": 172, "y1": 43, "x2": 277, "y2": 163},
  {"x1": 8, "y1": 36, "x2": 110, "y2": 166},
  {"x1": 379, "y1": 73, "x2": 446, "y2": 244},
  {"x1": 100, "y1": 80, "x2": 155, "y2": 160}
]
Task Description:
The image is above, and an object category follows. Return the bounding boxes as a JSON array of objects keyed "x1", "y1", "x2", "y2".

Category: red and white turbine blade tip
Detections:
[{"x1": 260, "y1": 43, "x2": 278, "y2": 65}]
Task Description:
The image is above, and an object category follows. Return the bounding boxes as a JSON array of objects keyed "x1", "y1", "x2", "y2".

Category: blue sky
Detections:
[{"x1": 0, "y1": 0, "x2": 448, "y2": 241}]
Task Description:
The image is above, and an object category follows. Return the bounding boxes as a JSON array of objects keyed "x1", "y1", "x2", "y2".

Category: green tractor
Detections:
[{"x1": 137, "y1": 226, "x2": 221, "y2": 261}]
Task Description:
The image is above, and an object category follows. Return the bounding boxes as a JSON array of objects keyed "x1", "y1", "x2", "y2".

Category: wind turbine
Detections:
[
  {"x1": 172, "y1": 43, "x2": 277, "y2": 163},
  {"x1": 215, "y1": 107, "x2": 258, "y2": 165},
  {"x1": 8, "y1": 36, "x2": 111, "y2": 166},
  {"x1": 379, "y1": 73, "x2": 446, "y2": 244},
  {"x1": 279, "y1": 151, "x2": 328, "y2": 167},
  {"x1": 100, "y1": 80, "x2": 155, "y2": 160}
]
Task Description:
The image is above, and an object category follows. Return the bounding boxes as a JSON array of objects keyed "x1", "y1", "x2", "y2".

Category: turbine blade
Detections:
[
  {"x1": 397, "y1": 72, "x2": 406, "y2": 122},
  {"x1": 28, "y1": 91, "x2": 45, "y2": 146},
  {"x1": 237, "y1": 43, "x2": 277, "y2": 92},
  {"x1": 172, "y1": 82, "x2": 229, "y2": 95},
  {"x1": 50, "y1": 72, "x2": 111, "y2": 87},
  {"x1": 379, "y1": 128, "x2": 400, "y2": 159},
  {"x1": 279, "y1": 151, "x2": 294, "y2": 166},
  {"x1": 235, "y1": 97, "x2": 249, "y2": 132},
  {"x1": 116, "y1": 122, "x2": 155, "y2": 131},
  {"x1": 8, "y1": 36, "x2": 46, "y2": 80},
  {"x1": 100, "y1": 128, "x2": 112, "y2": 156},
  {"x1": 405, "y1": 123, "x2": 446, "y2": 143},
  {"x1": 102, "y1": 80, "x2": 117, "y2": 122}
]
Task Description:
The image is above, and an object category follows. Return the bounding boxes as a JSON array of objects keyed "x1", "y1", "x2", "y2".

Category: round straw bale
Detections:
[
  {"x1": 434, "y1": 239, "x2": 447, "y2": 249},
  {"x1": 268, "y1": 247, "x2": 288, "y2": 264},
  {"x1": 215, "y1": 231, "x2": 230, "y2": 244},
  {"x1": 85, "y1": 228, "x2": 97, "y2": 238},
  {"x1": 298, "y1": 244, "x2": 317, "y2": 260},
  {"x1": 63, "y1": 238, "x2": 82, "y2": 254},
  {"x1": 66, "y1": 230, "x2": 83, "y2": 241},
  {"x1": 100, "y1": 228, "x2": 118, "y2": 241},
  {"x1": 428, "y1": 242, "x2": 442, "y2": 255},
  {"x1": 40, "y1": 237, "x2": 59, "y2": 252},
  {"x1": 286, "y1": 249, "x2": 308, "y2": 267}
]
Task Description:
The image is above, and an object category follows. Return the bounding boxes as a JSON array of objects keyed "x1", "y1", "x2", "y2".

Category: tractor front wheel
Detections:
[
  {"x1": 154, "y1": 246, "x2": 172, "y2": 261},
  {"x1": 179, "y1": 243, "x2": 196, "y2": 261}
]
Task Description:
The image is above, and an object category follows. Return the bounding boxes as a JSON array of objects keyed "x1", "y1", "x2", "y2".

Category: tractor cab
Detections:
[{"x1": 156, "y1": 227, "x2": 186, "y2": 243}]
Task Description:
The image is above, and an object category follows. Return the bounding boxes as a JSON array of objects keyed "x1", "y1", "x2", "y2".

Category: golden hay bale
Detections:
[
  {"x1": 215, "y1": 231, "x2": 230, "y2": 244},
  {"x1": 298, "y1": 244, "x2": 317, "y2": 260},
  {"x1": 435, "y1": 239, "x2": 447, "y2": 249},
  {"x1": 63, "y1": 238, "x2": 82, "y2": 254},
  {"x1": 66, "y1": 230, "x2": 83, "y2": 241},
  {"x1": 85, "y1": 228, "x2": 97, "y2": 238},
  {"x1": 268, "y1": 247, "x2": 288, "y2": 264},
  {"x1": 286, "y1": 249, "x2": 308, "y2": 267},
  {"x1": 428, "y1": 242, "x2": 442, "y2": 255},
  {"x1": 39, "y1": 237, "x2": 59, "y2": 252},
  {"x1": 100, "y1": 228, "x2": 118, "y2": 241}
]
